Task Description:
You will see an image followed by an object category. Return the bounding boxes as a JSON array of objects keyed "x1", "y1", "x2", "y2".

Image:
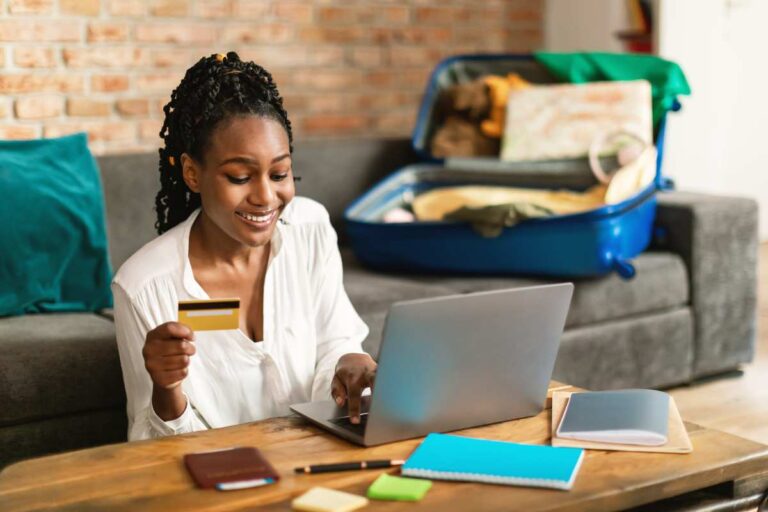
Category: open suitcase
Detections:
[{"x1": 344, "y1": 55, "x2": 681, "y2": 279}]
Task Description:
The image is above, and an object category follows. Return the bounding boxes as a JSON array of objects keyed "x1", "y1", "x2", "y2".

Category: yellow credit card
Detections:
[{"x1": 178, "y1": 298, "x2": 240, "y2": 331}]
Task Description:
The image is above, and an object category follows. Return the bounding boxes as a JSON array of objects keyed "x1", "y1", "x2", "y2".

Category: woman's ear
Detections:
[{"x1": 181, "y1": 153, "x2": 201, "y2": 193}]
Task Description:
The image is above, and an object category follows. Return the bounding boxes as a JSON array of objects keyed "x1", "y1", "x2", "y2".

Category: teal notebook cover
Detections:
[{"x1": 402, "y1": 433, "x2": 584, "y2": 490}]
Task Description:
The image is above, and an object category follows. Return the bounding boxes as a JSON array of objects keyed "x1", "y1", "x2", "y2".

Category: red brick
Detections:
[
  {"x1": 294, "y1": 94, "x2": 346, "y2": 113},
  {"x1": 194, "y1": 0, "x2": 234, "y2": 18},
  {"x1": 414, "y1": 6, "x2": 464, "y2": 24},
  {"x1": 135, "y1": 72, "x2": 183, "y2": 93},
  {"x1": 504, "y1": 27, "x2": 542, "y2": 51},
  {"x1": 0, "y1": 74, "x2": 83, "y2": 94},
  {"x1": 0, "y1": 21, "x2": 81, "y2": 42},
  {"x1": 365, "y1": 68, "x2": 429, "y2": 89},
  {"x1": 302, "y1": 114, "x2": 368, "y2": 135},
  {"x1": 318, "y1": 6, "x2": 407, "y2": 24},
  {"x1": 388, "y1": 46, "x2": 446, "y2": 67},
  {"x1": 87, "y1": 22, "x2": 129, "y2": 42},
  {"x1": 299, "y1": 26, "x2": 367, "y2": 44},
  {"x1": 241, "y1": 45, "x2": 345, "y2": 69},
  {"x1": 116, "y1": 98, "x2": 150, "y2": 117},
  {"x1": 150, "y1": 49, "x2": 200, "y2": 68},
  {"x1": 67, "y1": 97, "x2": 111, "y2": 117},
  {"x1": 233, "y1": 1, "x2": 270, "y2": 19},
  {"x1": 150, "y1": 0, "x2": 188, "y2": 17},
  {"x1": 91, "y1": 74, "x2": 129, "y2": 92},
  {"x1": 44, "y1": 121, "x2": 136, "y2": 142},
  {"x1": 63, "y1": 48, "x2": 146, "y2": 68},
  {"x1": 274, "y1": 3, "x2": 313, "y2": 24},
  {"x1": 153, "y1": 99, "x2": 168, "y2": 117},
  {"x1": 60, "y1": 0, "x2": 100, "y2": 16},
  {"x1": 349, "y1": 46, "x2": 384, "y2": 68},
  {"x1": 221, "y1": 24, "x2": 294, "y2": 44},
  {"x1": 135, "y1": 23, "x2": 217, "y2": 44},
  {"x1": 139, "y1": 119, "x2": 163, "y2": 141},
  {"x1": 373, "y1": 26, "x2": 452, "y2": 45},
  {"x1": 14, "y1": 47, "x2": 58, "y2": 68},
  {"x1": 8, "y1": 0, "x2": 54, "y2": 14},
  {"x1": 108, "y1": 0, "x2": 145, "y2": 16},
  {"x1": 468, "y1": 6, "x2": 505, "y2": 26},
  {"x1": 0, "y1": 125, "x2": 41, "y2": 139},
  {"x1": 15, "y1": 95, "x2": 63, "y2": 119},
  {"x1": 506, "y1": 2, "x2": 542, "y2": 23},
  {"x1": 291, "y1": 69, "x2": 363, "y2": 91}
]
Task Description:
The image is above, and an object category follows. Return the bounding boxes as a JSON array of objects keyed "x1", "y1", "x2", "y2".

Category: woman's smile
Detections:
[{"x1": 235, "y1": 208, "x2": 279, "y2": 230}]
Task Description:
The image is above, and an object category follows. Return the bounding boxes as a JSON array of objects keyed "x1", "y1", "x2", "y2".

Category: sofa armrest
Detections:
[{"x1": 654, "y1": 191, "x2": 759, "y2": 378}]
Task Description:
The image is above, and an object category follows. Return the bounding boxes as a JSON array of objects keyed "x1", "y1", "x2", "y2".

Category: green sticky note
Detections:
[{"x1": 366, "y1": 474, "x2": 432, "y2": 502}]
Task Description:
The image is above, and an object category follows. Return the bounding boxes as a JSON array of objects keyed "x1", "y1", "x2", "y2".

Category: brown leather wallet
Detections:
[{"x1": 184, "y1": 446, "x2": 279, "y2": 490}]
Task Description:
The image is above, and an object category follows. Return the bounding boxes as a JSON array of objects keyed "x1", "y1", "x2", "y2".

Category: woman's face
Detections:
[{"x1": 182, "y1": 115, "x2": 294, "y2": 249}]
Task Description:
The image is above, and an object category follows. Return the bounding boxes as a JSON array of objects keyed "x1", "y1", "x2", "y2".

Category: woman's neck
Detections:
[{"x1": 189, "y1": 210, "x2": 269, "y2": 272}]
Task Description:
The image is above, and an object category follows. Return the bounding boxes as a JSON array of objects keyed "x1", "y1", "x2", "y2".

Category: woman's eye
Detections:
[
  {"x1": 271, "y1": 173, "x2": 289, "y2": 182},
  {"x1": 226, "y1": 175, "x2": 250, "y2": 185}
]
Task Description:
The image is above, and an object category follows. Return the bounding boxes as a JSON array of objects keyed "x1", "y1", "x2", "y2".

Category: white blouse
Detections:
[{"x1": 112, "y1": 197, "x2": 369, "y2": 441}]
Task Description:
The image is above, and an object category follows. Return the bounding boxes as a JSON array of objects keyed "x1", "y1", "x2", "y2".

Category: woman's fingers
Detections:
[
  {"x1": 331, "y1": 375, "x2": 347, "y2": 406},
  {"x1": 345, "y1": 381, "x2": 363, "y2": 424}
]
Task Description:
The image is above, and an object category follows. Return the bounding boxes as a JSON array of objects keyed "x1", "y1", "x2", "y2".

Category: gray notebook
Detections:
[{"x1": 556, "y1": 389, "x2": 670, "y2": 446}]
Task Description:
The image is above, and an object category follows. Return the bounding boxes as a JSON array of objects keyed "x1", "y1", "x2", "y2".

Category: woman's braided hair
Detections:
[{"x1": 155, "y1": 51, "x2": 293, "y2": 234}]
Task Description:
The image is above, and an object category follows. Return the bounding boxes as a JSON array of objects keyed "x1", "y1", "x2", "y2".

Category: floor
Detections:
[{"x1": 668, "y1": 242, "x2": 768, "y2": 445}]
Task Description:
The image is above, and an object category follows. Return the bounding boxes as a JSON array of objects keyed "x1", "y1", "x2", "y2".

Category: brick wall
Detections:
[{"x1": 0, "y1": 0, "x2": 542, "y2": 155}]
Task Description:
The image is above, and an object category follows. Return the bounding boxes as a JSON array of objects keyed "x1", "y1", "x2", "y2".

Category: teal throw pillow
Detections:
[{"x1": 0, "y1": 132, "x2": 113, "y2": 316}]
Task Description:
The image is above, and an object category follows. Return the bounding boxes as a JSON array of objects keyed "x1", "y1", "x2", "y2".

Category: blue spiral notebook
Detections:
[{"x1": 402, "y1": 433, "x2": 585, "y2": 491}]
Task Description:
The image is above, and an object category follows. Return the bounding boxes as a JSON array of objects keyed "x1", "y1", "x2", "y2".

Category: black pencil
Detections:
[{"x1": 294, "y1": 459, "x2": 406, "y2": 474}]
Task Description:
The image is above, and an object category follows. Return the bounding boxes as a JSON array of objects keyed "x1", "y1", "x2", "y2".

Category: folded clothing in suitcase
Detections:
[{"x1": 345, "y1": 54, "x2": 690, "y2": 279}]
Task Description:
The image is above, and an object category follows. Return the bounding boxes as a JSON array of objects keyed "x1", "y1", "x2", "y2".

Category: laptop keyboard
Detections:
[{"x1": 329, "y1": 413, "x2": 368, "y2": 437}]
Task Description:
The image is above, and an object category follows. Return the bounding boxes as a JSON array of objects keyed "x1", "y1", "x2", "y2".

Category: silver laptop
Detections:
[{"x1": 290, "y1": 283, "x2": 573, "y2": 446}]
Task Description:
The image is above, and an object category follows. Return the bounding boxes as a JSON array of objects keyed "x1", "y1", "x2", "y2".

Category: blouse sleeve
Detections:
[
  {"x1": 309, "y1": 217, "x2": 370, "y2": 401},
  {"x1": 112, "y1": 281, "x2": 209, "y2": 440}
]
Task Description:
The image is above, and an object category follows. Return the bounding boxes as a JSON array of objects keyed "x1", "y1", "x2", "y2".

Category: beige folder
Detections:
[{"x1": 550, "y1": 391, "x2": 693, "y2": 454}]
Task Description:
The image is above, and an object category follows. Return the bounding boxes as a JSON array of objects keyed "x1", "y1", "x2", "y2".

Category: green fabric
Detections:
[
  {"x1": 366, "y1": 474, "x2": 432, "y2": 501},
  {"x1": 534, "y1": 52, "x2": 691, "y2": 128},
  {"x1": 0, "y1": 133, "x2": 113, "y2": 316},
  {"x1": 445, "y1": 202, "x2": 554, "y2": 238}
]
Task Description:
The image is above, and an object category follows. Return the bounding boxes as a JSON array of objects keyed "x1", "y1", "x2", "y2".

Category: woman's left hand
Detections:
[{"x1": 331, "y1": 353, "x2": 377, "y2": 424}]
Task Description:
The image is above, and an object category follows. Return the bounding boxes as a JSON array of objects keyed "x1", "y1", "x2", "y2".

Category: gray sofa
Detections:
[{"x1": 0, "y1": 138, "x2": 758, "y2": 469}]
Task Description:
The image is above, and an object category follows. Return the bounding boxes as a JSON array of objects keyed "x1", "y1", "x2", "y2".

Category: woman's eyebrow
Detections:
[{"x1": 217, "y1": 154, "x2": 291, "y2": 168}]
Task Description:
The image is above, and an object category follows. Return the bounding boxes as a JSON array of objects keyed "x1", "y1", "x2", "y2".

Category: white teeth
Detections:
[{"x1": 238, "y1": 211, "x2": 274, "y2": 223}]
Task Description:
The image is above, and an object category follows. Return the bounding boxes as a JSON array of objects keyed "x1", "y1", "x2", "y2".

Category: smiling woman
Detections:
[{"x1": 111, "y1": 52, "x2": 377, "y2": 442}]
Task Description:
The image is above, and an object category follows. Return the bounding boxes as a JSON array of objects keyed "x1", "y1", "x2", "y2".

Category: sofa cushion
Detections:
[
  {"x1": 97, "y1": 153, "x2": 159, "y2": 272},
  {"x1": 0, "y1": 409, "x2": 126, "y2": 469},
  {"x1": 0, "y1": 133, "x2": 113, "y2": 316},
  {"x1": 0, "y1": 313, "x2": 125, "y2": 426},
  {"x1": 342, "y1": 249, "x2": 689, "y2": 356}
]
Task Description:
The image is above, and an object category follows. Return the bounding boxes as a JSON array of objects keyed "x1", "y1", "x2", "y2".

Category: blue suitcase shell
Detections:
[{"x1": 344, "y1": 54, "x2": 679, "y2": 279}]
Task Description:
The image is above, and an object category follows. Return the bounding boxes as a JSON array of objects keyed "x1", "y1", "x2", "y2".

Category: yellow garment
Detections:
[
  {"x1": 412, "y1": 185, "x2": 607, "y2": 222},
  {"x1": 480, "y1": 73, "x2": 531, "y2": 139}
]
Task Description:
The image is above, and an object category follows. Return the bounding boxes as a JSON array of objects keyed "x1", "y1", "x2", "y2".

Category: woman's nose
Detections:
[{"x1": 247, "y1": 176, "x2": 276, "y2": 206}]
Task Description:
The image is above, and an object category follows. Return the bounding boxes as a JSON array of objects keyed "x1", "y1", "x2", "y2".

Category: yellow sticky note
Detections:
[
  {"x1": 292, "y1": 487, "x2": 369, "y2": 512},
  {"x1": 178, "y1": 298, "x2": 240, "y2": 331}
]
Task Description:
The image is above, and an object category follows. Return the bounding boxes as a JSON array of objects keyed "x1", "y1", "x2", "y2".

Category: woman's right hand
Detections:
[{"x1": 142, "y1": 322, "x2": 196, "y2": 390}]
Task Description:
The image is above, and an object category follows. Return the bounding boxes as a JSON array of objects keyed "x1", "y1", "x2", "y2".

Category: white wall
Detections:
[
  {"x1": 656, "y1": 0, "x2": 768, "y2": 240},
  {"x1": 544, "y1": 0, "x2": 768, "y2": 239}
]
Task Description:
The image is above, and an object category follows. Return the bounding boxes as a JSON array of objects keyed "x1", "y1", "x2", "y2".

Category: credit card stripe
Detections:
[
  {"x1": 179, "y1": 301, "x2": 240, "y2": 311},
  {"x1": 185, "y1": 309, "x2": 234, "y2": 317}
]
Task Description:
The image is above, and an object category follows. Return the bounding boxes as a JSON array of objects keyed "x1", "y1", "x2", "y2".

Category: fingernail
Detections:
[{"x1": 351, "y1": 417, "x2": 359, "y2": 424}]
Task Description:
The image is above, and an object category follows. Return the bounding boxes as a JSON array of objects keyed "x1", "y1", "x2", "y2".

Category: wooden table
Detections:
[{"x1": 2, "y1": 383, "x2": 768, "y2": 512}]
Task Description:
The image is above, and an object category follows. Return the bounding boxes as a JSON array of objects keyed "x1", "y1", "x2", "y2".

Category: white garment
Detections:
[{"x1": 112, "y1": 197, "x2": 369, "y2": 441}]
